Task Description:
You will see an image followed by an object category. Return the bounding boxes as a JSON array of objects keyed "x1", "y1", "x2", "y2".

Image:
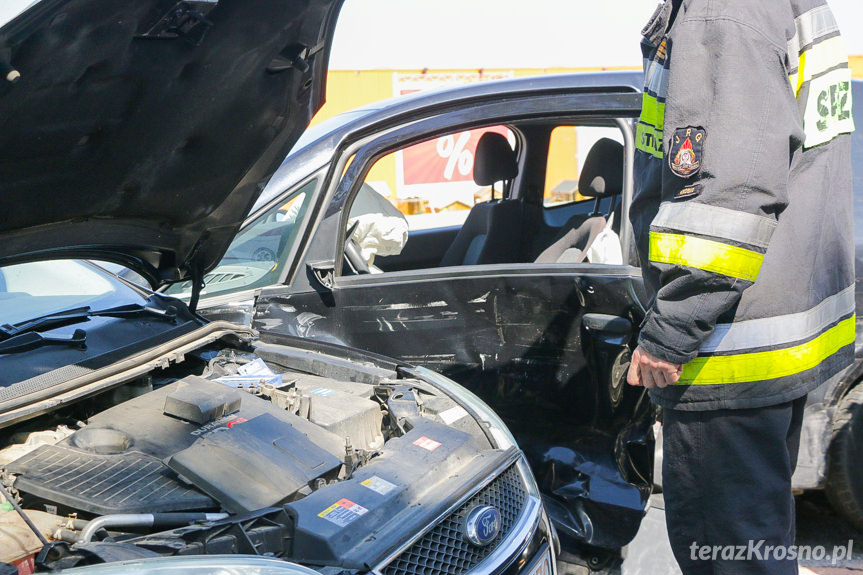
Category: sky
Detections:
[
  {"x1": 328, "y1": 0, "x2": 863, "y2": 70},
  {"x1": 0, "y1": 0, "x2": 860, "y2": 69}
]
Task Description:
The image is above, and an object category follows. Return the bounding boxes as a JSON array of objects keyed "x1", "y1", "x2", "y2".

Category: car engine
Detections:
[{"x1": 0, "y1": 341, "x2": 511, "y2": 573}]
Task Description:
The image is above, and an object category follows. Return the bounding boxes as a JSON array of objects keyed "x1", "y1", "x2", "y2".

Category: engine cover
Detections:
[{"x1": 8, "y1": 376, "x2": 345, "y2": 515}]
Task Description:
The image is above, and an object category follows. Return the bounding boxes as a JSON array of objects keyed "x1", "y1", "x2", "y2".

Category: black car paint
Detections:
[
  {"x1": 254, "y1": 267, "x2": 654, "y2": 549},
  {"x1": 234, "y1": 75, "x2": 655, "y2": 551},
  {"x1": 0, "y1": 0, "x2": 344, "y2": 287}
]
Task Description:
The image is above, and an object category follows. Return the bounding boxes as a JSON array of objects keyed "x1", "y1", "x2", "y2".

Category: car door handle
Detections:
[{"x1": 582, "y1": 313, "x2": 633, "y2": 337}]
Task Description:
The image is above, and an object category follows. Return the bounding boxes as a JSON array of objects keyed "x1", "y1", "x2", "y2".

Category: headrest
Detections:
[
  {"x1": 578, "y1": 138, "x2": 624, "y2": 198},
  {"x1": 473, "y1": 132, "x2": 518, "y2": 186}
]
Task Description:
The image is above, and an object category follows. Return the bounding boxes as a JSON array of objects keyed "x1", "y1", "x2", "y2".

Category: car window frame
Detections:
[
  {"x1": 329, "y1": 112, "x2": 637, "y2": 283},
  {"x1": 247, "y1": 88, "x2": 643, "y2": 297}
]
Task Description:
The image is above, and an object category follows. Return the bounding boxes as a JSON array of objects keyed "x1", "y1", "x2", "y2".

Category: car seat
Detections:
[
  {"x1": 440, "y1": 132, "x2": 523, "y2": 267},
  {"x1": 534, "y1": 138, "x2": 623, "y2": 263}
]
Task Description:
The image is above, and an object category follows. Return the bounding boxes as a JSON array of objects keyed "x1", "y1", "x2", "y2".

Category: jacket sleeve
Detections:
[{"x1": 637, "y1": 16, "x2": 802, "y2": 365}]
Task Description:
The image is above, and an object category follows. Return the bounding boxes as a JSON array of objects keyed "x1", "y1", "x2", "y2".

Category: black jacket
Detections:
[{"x1": 631, "y1": 0, "x2": 855, "y2": 410}]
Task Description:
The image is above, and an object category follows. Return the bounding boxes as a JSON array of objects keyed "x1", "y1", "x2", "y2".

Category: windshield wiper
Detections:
[
  {"x1": 0, "y1": 304, "x2": 177, "y2": 342},
  {"x1": 0, "y1": 329, "x2": 87, "y2": 355},
  {"x1": 88, "y1": 303, "x2": 177, "y2": 321},
  {"x1": 0, "y1": 307, "x2": 90, "y2": 341}
]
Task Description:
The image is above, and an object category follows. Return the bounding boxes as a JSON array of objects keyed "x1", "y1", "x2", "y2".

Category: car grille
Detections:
[{"x1": 381, "y1": 462, "x2": 528, "y2": 575}]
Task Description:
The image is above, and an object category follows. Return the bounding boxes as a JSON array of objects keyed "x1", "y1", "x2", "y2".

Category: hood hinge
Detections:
[
  {"x1": 183, "y1": 237, "x2": 209, "y2": 312},
  {"x1": 139, "y1": 0, "x2": 219, "y2": 46},
  {"x1": 188, "y1": 262, "x2": 205, "y2": 313}
]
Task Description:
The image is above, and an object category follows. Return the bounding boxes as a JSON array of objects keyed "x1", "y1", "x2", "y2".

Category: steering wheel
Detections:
[{"x1": 344, "y1": 220, "x2": 370, "y2": 274}]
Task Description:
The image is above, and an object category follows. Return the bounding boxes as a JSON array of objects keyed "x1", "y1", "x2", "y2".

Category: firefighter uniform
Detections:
[{"x1": 630, "y1": 0, "x2": 855, "y2": 573}]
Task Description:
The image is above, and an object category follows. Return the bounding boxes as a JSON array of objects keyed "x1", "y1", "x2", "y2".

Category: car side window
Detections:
[
  {"x1": 343, "y1": 126, "x2": 516, "y2": 273},
  {"x1": 532, "y1": 124, "x2": 627, "y2": 265},
  {"x1": 164, "y1": 178, "x2": 317, "y2": 299},
  {"x1": 543, "y1": 126, "x2": 623, "y2": 207}
]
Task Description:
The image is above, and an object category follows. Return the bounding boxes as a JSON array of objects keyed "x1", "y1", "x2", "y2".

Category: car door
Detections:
[{"x1": 247, "y1": 88, "x2": 656, "y2": 550}]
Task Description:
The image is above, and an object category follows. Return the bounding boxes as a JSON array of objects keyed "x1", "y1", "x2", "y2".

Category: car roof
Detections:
[{"x1": 253, "y1": 71, "x2": 644, "y2": 212}]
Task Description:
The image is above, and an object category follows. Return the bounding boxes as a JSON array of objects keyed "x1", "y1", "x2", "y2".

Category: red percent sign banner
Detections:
[{"x1": 401, "y1": 126, "x2": 511, "y2": 186}]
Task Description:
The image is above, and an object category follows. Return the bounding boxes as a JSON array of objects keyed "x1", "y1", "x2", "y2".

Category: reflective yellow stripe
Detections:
[
  {"x1": 636, "y1": 122, "x2": 663, "y2": 159},
  {"x1": 648, "y1": 232, "x2": 764, "y2": 281},
  {"x1": 796, "y1": 49, "x2": 807, "y2": 95},
  {"x1": 637, "y1": 93, "x2": 665, "y2": 159},
  {"x1": 639, "y1": 93, "x2": 665, "y2": 129},
  {"x1": 789, "y1": 71, "x2": 800, "y2": 93},
  {"x1": 679, "y1": 316, "x2": 855, "y2": 385}
]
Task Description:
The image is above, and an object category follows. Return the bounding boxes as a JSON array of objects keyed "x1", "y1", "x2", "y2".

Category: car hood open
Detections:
[{"x1": 0, "y1": 0, "x2": 343, "y2": 287}]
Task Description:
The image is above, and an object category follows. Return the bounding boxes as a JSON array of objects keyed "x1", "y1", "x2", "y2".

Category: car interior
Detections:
[
  {"x1": 439, "y1": 132, "x2": 524, "y2": 267},
  {"x1": 348, "y1": 119, "x2": 629, "y2": 276}
]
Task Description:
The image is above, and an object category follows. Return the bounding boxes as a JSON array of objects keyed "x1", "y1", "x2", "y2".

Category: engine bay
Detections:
[{"x1": 0, "y1": 338, "x2": 506, "y2": 572}]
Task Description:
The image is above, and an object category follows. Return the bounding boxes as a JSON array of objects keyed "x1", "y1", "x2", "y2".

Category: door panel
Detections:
[
  {"x1": 254, "y1": 265, "x2": 654, "y2": 549},
  {"x1": 249, "y1": 92, "x2": 650, "y2": 550}
]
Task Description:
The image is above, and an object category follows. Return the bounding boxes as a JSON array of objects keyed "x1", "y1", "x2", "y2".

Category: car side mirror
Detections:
[{"x1": 307, "y1": 260, "x2": 335, "y2": 290}]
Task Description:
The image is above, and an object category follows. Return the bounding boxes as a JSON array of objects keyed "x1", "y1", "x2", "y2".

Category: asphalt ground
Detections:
[{"x1": 591, "y1": 492, "x2": 863, "y2": 575}]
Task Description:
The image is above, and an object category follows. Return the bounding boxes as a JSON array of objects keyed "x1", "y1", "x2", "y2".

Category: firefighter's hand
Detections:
[{"x1": 627, "y1": 346, "x2": 682, "y2": 389}]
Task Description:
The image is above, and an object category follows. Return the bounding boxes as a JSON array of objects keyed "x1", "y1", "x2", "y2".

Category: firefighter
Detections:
[{"x1": 627, "y1": 0, "x2": 855, "y2": 573}]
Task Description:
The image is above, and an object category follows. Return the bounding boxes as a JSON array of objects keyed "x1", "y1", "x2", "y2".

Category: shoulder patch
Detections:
[{"x1": 668, "y1": 126, "x2": 705, "y2": 178}]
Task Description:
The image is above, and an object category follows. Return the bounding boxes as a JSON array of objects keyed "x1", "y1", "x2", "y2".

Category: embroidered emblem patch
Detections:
[
  {"x1": 669, "y1": 127, "x2": 705, "y2": 178},
  {"x1": 673, "y1": 184, "x2": 702, "y2": 200}
]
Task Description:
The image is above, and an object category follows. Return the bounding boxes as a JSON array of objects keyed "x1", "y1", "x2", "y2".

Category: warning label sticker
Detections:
[
  {"x1": 360, "y1": 476, "x2": 398, "y2": 496},
  {"x1": 318, "y1": 498, "x2": 369, "y2": 527},
  {"x1": 438, "y1": 405, "x2": 468, "y2": 425},
  {"x1": 412, "y1": 436, "x2": 442, "y2": 452}
]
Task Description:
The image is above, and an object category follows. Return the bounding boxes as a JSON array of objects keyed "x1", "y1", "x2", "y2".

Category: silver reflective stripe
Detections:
[
  {"x1": 701, "y1": 285, "x2": 855, "y2": 354},
  {"x1": 650, "y1": 202, "x2": 778, "y2": 249},
  {"x1": 646, "y1": 61, "x2": 668, "y2": 99},
  {"x1": 796, "y1": 5, "x2": 839, "y2": 50},
  {"x1": 787, "y1": 5, "x2": 840, "y2": 70}
]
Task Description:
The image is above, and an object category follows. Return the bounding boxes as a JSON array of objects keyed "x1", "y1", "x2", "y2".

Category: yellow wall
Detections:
[
  {"x1": 312, "y1": 68, "x2": 637, "y2": 199},
  {"x1": 851, "y1": 55, "x2": 863, "y2": 79},
  {"x1": 314, "y1": 62, "x2": 862, "y2": 203}
]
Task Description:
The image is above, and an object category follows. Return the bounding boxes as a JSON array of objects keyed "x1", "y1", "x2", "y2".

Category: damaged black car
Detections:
[
  {"x1": 184, "y1": 72, "x2": 658, "y2": 565},
  {"x1": 188, "y1": 69, "x2": 863, "y2": 558},
  {"x1": 0, "y1": 2, "x2": 555, "y2": 574}
]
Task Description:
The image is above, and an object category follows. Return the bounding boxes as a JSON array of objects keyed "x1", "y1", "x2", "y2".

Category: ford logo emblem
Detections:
[{"x1": 464, "y1": 505, "x2": 502, "y2": 546}]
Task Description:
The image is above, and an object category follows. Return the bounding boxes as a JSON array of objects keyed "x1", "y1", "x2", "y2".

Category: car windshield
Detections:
[
  {"x1": 0, "y1": 260, "x2": 148, "y2": 326},
  {"x1": 163, "y1": 177, "x2": 317, "y2": 299}
]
